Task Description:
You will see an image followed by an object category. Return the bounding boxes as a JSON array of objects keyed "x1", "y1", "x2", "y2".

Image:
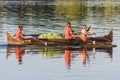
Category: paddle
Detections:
[
  {"x1": 23, "y1": 34, "x2": 40, "y2": 37},
  {"x1": 13, "y1": 33, "x2": 40, "y2": 37}
]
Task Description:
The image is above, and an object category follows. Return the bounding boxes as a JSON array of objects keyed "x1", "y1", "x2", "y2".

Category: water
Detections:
[{"x1": 0, "y1": 0, "x2": 120, "y2": 80}]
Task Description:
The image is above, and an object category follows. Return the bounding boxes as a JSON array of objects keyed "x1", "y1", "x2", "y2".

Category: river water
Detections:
[{"x1": 0, "y1": 0, "x2": 120, "y2": 80}]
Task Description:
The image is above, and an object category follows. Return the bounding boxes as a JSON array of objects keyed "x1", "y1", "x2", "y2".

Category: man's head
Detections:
[
  {"x1": 67, "y1": 21, "x2": 71, "y2": 27},
  {"x1": 18, "y1": 24, "x2": 23, "y2": 30},
  {"x1": 82, "y1": 25, "x2": 87, "y2": 29}
]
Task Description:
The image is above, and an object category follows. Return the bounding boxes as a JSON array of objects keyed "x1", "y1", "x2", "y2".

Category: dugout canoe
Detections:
[{"x1": 6, "y1": 30, "x2": 115, "y2": 47}]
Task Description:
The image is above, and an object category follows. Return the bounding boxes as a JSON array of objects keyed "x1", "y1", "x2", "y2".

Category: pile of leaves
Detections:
[{"x1": 38, "y1": 32, "x2": 64, "y2": 39}]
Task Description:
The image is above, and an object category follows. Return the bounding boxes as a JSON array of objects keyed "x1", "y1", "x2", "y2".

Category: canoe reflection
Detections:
[
  {"x1": 64, "y1": 48, "x2": 89, "y2": 69},
  {"x1": 63, "y1": 47, "x2": 113, "y2": 69},
  {"x1": 6, "y1": 46, "x2": 113, "y2": 67},
  {"x1": 7, "y1": 46, "x2": 25, "y2": 65}
]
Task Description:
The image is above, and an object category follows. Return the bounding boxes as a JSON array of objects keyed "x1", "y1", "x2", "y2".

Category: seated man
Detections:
[
  {"x1": 16, "y1": 24, "x2": 23, "y2": 40},
  {"x1": 64, "y1": 22, "x2": 75, "y2": 39},
  {"x1": 16, "y1": 24, "x2": 31, "y2": 43},
  {"x1": 80, "y1": 25, "x2": 95, "y2": 41}
]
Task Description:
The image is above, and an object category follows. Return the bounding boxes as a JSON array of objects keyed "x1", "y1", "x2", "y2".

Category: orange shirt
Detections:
[
  {"x1": 16, "y1": 29, "x2": 21, "y2": 40},
  {"x1": 64, "y1": 25, "x2": 73, "y2": 39}
]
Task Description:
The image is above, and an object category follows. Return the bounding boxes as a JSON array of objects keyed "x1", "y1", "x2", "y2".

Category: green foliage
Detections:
[{"x1": 38, "y1": 32, "x2": 64, "y2": 39}]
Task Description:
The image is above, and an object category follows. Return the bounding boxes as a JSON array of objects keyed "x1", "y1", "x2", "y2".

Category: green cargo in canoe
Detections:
[{"x1": 38, "y1": 32, "x2": 64, "y2": 39}]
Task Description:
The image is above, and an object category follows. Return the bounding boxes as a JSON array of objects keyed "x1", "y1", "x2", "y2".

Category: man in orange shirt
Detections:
[
  {"x1": 16, "y1": 24, "x2": 23, "y2": 40},
  {"x1": 64, "y1": 22, "x2": 75, "y2": 39}
]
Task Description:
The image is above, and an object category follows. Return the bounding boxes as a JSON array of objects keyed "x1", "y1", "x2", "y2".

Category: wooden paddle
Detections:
[
  {"x1": 23, "y1": 34, "x2": 40, "y2": 37},
  {"x1": 13, "y1": 33, "x2": 40, "y2": 37}
]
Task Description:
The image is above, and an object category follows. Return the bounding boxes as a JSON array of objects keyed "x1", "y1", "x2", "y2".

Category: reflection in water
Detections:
[
  {"x1": 64, "y1": 47, "x2": 91, "y2": 69},
  {"x1": 55, "y1": 0, "x2": 81, "y2": 21},
  {"x1": 40, "y1": 47, "x2": 63, "y2": 59},
  {"x1": 79, "y1": 48, "x2": 88, "y2": 65},
  {"x1": 0, "y1": 0, "x2": 119, "y2": 26},
  {"x1": 64, "y1": 50, "x2": 71, "y2": 69},
  {"x1": 15, "y1": 46, "x2": 23, "y2": 65},
  {"x1": 7, "y1": 46, "x2": 25, "y2": 65},
  {"x1": 6, "y1": 46, "x2": 113, "y2": 68},
  {"x1": 63, "y1": 46, "x2": 113, "y2": 69},
  {"x1": 0, "y1": 1, "x2": 119, "y2": 80}
]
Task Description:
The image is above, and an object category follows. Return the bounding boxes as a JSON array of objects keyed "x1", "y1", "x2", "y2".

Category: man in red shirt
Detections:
[
  {"x1": 64, "y1": 22, "x2": 74, "y2": 39},
  {"x1": 16, "y1": 24, "x2": 23, "y2": 40}
]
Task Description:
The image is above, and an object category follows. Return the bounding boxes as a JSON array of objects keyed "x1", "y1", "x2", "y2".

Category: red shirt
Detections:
[
  {"x1": 16, "y1": 29, "x2": 21, "y2": 40},
  {"x1": 64, "y1": 25, "x2": 73, "y2": 39}
]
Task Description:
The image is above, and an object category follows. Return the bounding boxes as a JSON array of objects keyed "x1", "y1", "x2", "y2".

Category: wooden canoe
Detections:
[{"x1": 6, "y1": 30, "x2": 115, "y2": 47}]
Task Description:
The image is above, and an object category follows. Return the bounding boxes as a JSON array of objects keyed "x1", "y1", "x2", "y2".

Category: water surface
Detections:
[{"x1": 0, "y1": 0, "x2": 120, "y2": 80}]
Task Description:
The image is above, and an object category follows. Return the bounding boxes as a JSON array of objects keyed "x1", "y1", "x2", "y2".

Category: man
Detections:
[
  {"x1": 16, "y1": 24, "x2": 23, "y2": 40},
  {"x1": 80, "y1": 25, "x2": 95, "y2": 41},
  {"x1": 64, "y1": 22, "x2": 75, "y2": 39},
  {"x1": 80, "y1": 25, "x2": 88, "y2": 41}
]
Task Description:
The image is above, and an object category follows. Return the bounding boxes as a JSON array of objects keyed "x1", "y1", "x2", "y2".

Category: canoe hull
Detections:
[{"x1": 6, "y1": 30, "x2": 114, "y2": 47}]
